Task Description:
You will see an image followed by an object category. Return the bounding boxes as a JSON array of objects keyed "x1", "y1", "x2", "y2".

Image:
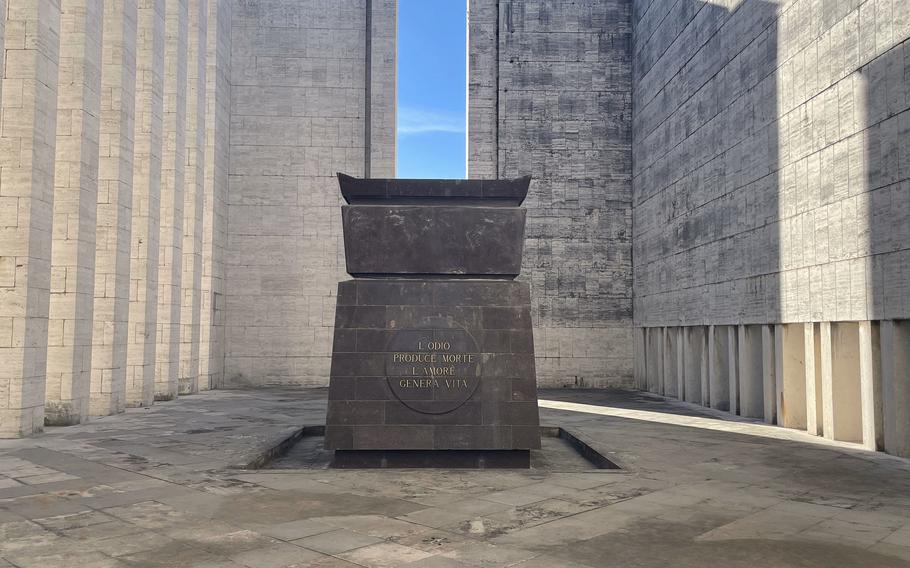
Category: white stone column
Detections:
[
  {"x1": 125, "y1": 0, "x2": 165, "y2": 408},
  {"x1": 727, "y1": 326, "x2": 738, "y2": 415},
  {"x1": 663, "y1": 327, "x2": 679, "y2": 398},
  {"x1": 819, "y1": 321, "x2": 835, "y2": 439},
  {"x1": 761, "y1": 324, "x2": 776, "y2": 424},
  {"x1": 683, "y1": 326, "x2": 705, "y2": 405},
  {"x1": 829, "y1": 323, "x2": 863, "y2": 443},
  {"x1": 89, "y1": 0, "x2": 137, "y2": 417},
  {"x1": 675, "y1": 327, "x2": 684, "y2": 400},
  {"x1": 804, "y1": 322, "x2": 823, "y2": 436},
  {"x1": 707, "y1": 325, "x2": 731, "y2": 412},
  {"x1": 774, "y1": 323, "x2": 807, "y2": 430},
  {"x1": 0, "y1": 0, "x2": 61, "y2": 437},
  {"x1": 178, "y1": 0, "x2": 205, "y2": 395},
  {"x1": 858, "y1": 321, "x2": 882, "y2": 451},
  {"x1": 654, "y1": 327, "x2": 667, "y2": 394},
  {"x1": 633, "y1": 327, "x2": 644, "y2": 390},
  {"x1": 197, "y1": 0, "x2": 229, "y2": 391},
  {"x1": 881, "y1": 321, "x2": 909, "y2": 457},
  {"x1": 154, "y1": 0, "x2": 187, "y2": 402},
  {"x1": 45, "y1": 0, "x2": 104, "y2": 426},
  {"x1": 738, "y1": 325, "x2": 764, "y2": 419}
]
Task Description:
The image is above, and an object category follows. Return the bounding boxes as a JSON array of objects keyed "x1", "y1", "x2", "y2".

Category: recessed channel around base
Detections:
[{"x1": 242, "y1": 425, "x2": 622, "y2": 471}]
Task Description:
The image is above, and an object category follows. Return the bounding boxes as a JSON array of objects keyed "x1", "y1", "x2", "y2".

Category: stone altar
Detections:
[{"x1": 324, "y1": 174, "x2": 542, "y2": 468}]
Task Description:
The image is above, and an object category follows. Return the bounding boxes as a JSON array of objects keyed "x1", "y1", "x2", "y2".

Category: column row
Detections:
[
  {"x1": 634, "y1": 321, "x2": 910, "y2": 458},
  {"x1": 0, "y1": 0, "x2": 231, "y2": 437}
]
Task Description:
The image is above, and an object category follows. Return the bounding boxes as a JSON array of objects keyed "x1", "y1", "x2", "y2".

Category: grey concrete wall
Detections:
[
  {"x1": 632, "y1": 0, "x2": 910, "y2": 326},
  {"x1": 468, "y1": 0, "x2": 634, "y2": 388},
  {"x1": 632, "y1": 0, "x2": 910, "y2": 458},
  {"x1": 225, "y1": 0, "x2": 396, "y2": 386}
]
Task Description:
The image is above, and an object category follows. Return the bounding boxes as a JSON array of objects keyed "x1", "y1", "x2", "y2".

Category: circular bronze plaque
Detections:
[{"x1": 386, "y1": 327, "x2": 482, "y2": 414}]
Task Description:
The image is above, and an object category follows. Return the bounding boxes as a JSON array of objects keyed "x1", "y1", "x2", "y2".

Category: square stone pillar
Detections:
[
  {"x1": 707, "y1": 325, "x2": 731, "y2": 411},
  {"x1": 881, "y1": 320, "x2": 910, "y2": 457},
  {"x1": 663, "y1": 327, "x2": 679, "y2": 398},
  {"x1": 761, "y1": 324, "x2": 776, "y2": 424},
  {"x1": 683, "y1": 326, "x2": 705, "y2": 405},
  {"x1": 821, "y1": 322, "x2": 864, "y2": 443},
  {"x1": 125, "y1": 0, "x2": 165, "y2": 408},
  {"x1": 858, "y1": 321, "x2": 883, "y2": 451},
  {"x1": 774, "y1": 324, "x2": 807, "y2": 430},
  {"x1": 633, "y1": 327, "x2": 646, "y2": 390},
  {"x1": 804, "y1": 323, "x2": 823, "y2": 436},
  {"x1": 197, "y1": 0, "x2": 230, "y2": 391},
  {"x1": 178, "y1": 0, "x2": 206, "y2": 396},
  {"x1": 45, "y1": 0, "x2": 104, "y2": 426},
  {"x1": 154, "y1": 0, "x2": 188, "y2": 402},
  {"x1": 0, "y1": 0, "x2": 61, "y2": 437},
  {"x1": 727, "y1": 326, "x2": 739, "y2": 415},
  {"x1": 89, "y1": 0, "x2": 137, "y2": 417},
  {"x1": 738, "y1": 325, "x2": 764, "y2": 419}
]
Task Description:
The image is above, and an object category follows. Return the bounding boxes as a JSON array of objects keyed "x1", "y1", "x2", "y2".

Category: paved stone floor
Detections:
[{"x1": 2, "y1": 389, "x2": 910, "y2": 567}]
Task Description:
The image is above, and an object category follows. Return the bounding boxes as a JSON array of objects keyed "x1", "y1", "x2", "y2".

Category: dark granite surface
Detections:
[
  {"x1": 342, "y1": 205, "x2": 526, "y2": 276},
  {"x1": 326, "y1": 176, "x2": 541, "y2": 457}
]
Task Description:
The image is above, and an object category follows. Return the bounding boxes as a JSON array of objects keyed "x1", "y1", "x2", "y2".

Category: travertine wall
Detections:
[
  {"x1": 198, "y1": 0, "x2": 231, "y2": 391},
  {"x1": 224, "y1": 0, "x2": 396, "y2": 386},
  {"x1": 0, "y1": 0, "x2": 232, "y2": 437},
  {"x1": 468, "y1": 0, "x2": 635, "y2": 388},
  {"x1": 45, "y1": 0, "x2": 103, "y2": 425},
  {"x1": 0, "y1": 0, "x2": 60, "y2": 437}
]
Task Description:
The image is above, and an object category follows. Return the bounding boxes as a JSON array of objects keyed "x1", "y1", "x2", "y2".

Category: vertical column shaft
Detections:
[
  {"x1": 197, "y1": 0, "x2": 229, "y2": 391},
  {"x1": 761, "y1": 324, "x2": 776, "y2": 424},
  {"x1": 89, "y1": 0, "x2": 137, "y2": 417},
  {"x1": 154, "y1": 0, "x2": 188, "y2": 401},
  {"x1": 0, "y1": 0, "x2": 61, "y2": 437},
  {"x1": 881, "y1": 321, "x2": 909, "y2": 457},
  {"x1": 178, "y1": 0, "x2": 205, "y2": 395},
  {"x1": 858, "y1": 321, "x2": 882, "y2": 451},
  {"x1": 45, "y1": 0, "x2": 104, "y2": 426},
  {"x1": 805, "y1": 322, "x2": 823, "y2": 435},
  {"x1": 125, "y1": 0, "x2": 165, "y2": 407},
  {"x1": 819, "y1": 321, "x2": 835, "y2": 439}
]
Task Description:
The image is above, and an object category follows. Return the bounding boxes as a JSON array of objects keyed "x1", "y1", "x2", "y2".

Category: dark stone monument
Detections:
[{"x1": 324, "y1": 173, "x2": 541, "y2": 468}]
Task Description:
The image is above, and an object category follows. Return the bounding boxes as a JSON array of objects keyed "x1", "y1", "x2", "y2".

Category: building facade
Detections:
[{"x1": 2, "y1": 0, "x2": 910, "y2": 461}]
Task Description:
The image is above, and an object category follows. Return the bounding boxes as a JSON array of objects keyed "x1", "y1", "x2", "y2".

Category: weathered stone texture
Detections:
[
  {"x1": 0, "y1": 0, "x2": 61, "y2": 437},
  {"x1": 154, "y1": 0, "x2": 188, "y2": 401},
  {"x1": 468, "y1": 0, "x2": 634, "y2": 388},
  {"x1": 89, "y1": 0, "x2": 137, "y2": 417},
  {"x1": 632, "y1": 0, "x2": 910, "y2": 326},
  {"x1": 45, "y1": 0, "x2": 103, "y2": 426},
  {"x1": 198, "y1": 0, "x2": 230, "y2": 391},
  {"x1": 225, "y1": 0, "x2": 396, "y2": 387},
  {"x1": 179, "y1": 0, "x2": 207, "y2": 395},
  {"x1": 125, "y1": 0, "x2": 165, "y2": 408}
]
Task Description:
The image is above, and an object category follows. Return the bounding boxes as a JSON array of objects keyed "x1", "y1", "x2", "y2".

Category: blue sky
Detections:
[{"x1": 397, "y1": 0, "x2": 466, "y2": 179}]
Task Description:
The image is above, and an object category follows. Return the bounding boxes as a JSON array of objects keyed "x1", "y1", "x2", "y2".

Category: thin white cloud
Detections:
[{"x1": 398, "y1": 106, "x2": 465, "y2": 135}]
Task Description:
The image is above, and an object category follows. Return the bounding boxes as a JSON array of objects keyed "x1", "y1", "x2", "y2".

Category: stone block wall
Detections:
[
  {"x1": 224, "y1": 0, "x2": 396, "y2": 387},
  {"x1": 0, "y1": 0, "x2": 233, "y2": 437},
  {"x1": 632, "y1": 0, "x2": 910, "y2": 326},
  {"x1": 467, "y1": 0, "x2": 635, "y2": 388},
  {"x1": 631, "y1": 0, "x2": 910, "y2": 458}
]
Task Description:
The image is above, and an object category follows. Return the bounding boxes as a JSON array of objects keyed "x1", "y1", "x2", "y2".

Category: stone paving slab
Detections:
[{"x1": 1, "y1": 388, "x2": 910, "y2": 567}]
